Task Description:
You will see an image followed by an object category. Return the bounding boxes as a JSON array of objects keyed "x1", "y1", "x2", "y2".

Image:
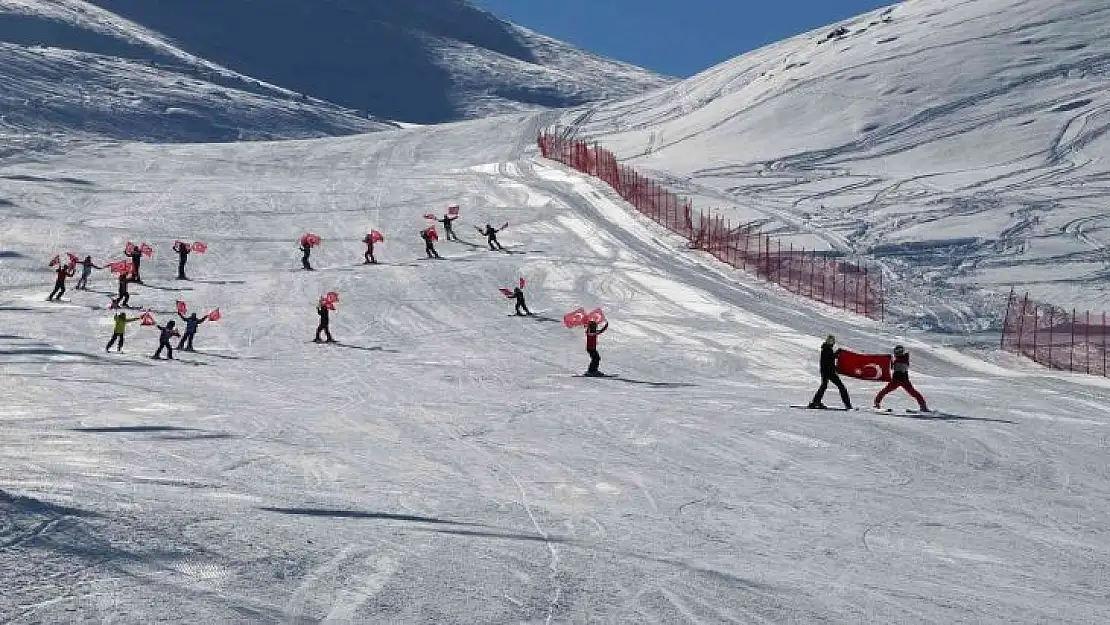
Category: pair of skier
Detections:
[{"x1": 808, "y1": 335, "x2": 928, "y2": 411}]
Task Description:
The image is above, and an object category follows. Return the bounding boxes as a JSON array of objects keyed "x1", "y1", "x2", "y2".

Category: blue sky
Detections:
[{"x1": 472, "y1": 0, "x2": 896, "y2": 77}]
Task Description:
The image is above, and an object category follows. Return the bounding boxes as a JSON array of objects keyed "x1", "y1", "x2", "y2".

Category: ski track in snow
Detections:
[{"x1": 1, "y1": 7, "x2": 1110, "y2": 622}]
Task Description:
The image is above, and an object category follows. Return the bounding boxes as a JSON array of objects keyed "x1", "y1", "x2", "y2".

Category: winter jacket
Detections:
[
  {"x1": 585, "y1": 323, "x2": 608, "y2": 350},
  {"x1": 112, "y1": 315, "x2": 138, "y2": 334},
  {"x1": 820, "y1": 343, "x2": 842, "y2": 375}
]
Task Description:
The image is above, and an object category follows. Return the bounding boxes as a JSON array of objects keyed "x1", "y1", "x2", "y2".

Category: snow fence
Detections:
[
  {"x1": 537, "y1": 129, "x2": 884, "y2": 321},
  {"x1": 1001, "y1": 290, "x2": 1109, "y2": 378}
]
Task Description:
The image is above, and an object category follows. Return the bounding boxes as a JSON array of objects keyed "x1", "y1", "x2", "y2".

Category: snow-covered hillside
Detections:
[
  {"x1": 2, "y1": 104, "x2": 1109, "y2": 623},
  {"x1": 0, "y1": 0, "x2": 671, "y2": 142},
  {"x1": 563, "y1": 0, "x2": 1110, "y2": 329}
]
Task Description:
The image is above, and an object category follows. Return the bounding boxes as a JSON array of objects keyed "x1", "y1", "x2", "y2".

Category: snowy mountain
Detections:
[
  {"x1": 2, "y1": 1, "x2": 1109, "y2": 623},
  {"x1": 0, "y1": 0, "x2": 671, "y2": 142},
  {"x1": 562, "y1": 0, "x2": 1110, "y2": 328}
]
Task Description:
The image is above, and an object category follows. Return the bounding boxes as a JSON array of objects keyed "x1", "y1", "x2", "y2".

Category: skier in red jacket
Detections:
[
  {"x1": 584, "y1": 320, "x2": 609, "y2": 376},
  {"x1": 874, "y1": 345, "x2": 928, "y2": 412}
]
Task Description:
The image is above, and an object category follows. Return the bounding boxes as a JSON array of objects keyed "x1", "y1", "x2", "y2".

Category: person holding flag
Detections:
[
  {"x1": 126, "y1": 244, "x2": 144, "y2": 283},
  {"x1": 173, "y1": 241, "x2": 192, "y2": 280},
  {"x1": 110, "y1": 271, "x2": 132, "y2": 309},
  {"x1": 439, "y1": 211, "x2": 459, "y2": 241},
  {"x1": 105, "y1": 312, "x2": 141, "y2": 352},
  {"x1": 808, "y1": 335, "x2": 853, "y2": 410},
  {"x1": 177, "y1": 311, "x2": 209, "y2": 351},
  {"x1": 47, "y1": 261, "x2": 76, "y2": 301},
  {"x1": 584, "y1": 319, "x2": 609, "y2": 377},
  {"x1": 314, "y1": 298, "x2": 335, "y2": 343},
  {"x1": 420, "y1": 228, "x2": 441, "y2": 259},
  {"x1": 479, "y1": 223, "x2": 504, "y2": 251},
  {"x1": 152, "y1": 320, "x2": 180, "y2": 360},
  {"x1": 75, "y1": 256, "x2": 102, "y2": 290},
  {"x1": 874, "y1": 345, "x2": 928, "y2": 412},
  {"x1": 363, "y1": 232, "x2": 379, "y2": 264},
  {"x1": 300, "y1": 238, "x2": 314, "y2": 271}
]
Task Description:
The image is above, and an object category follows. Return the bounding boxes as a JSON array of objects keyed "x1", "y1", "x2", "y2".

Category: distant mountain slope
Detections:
[
  {"x1": 563, "y1": 0, "x2": 1110, "y2": 324},
  {"x1": 0, "y1": 0, "x2": 392, "y2": 142},
  {"x1": 81, "y1": 0, "x2": 672, "y2": 124}
]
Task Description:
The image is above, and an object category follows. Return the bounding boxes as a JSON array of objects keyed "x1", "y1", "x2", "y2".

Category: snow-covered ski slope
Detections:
[
  {"x1": 2, "y1": 108, "x2": 1108, "y2": 623},
  {"x1": 0, "y1": 0, "x2": 671, "y2": 142},
  {"x1": 563, "y1": 0, "x2": 1110, "y2": 329}
]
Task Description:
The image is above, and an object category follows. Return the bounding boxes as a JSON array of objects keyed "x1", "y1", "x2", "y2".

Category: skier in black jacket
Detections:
[
  {"x1": 173, "y1": 242, "x2": 191, "y2": 280},
  {"x1": 808, "y1": 334, "x2": 852, "y2": 409},
  {"x1": 439, "y1": 214, "x2": 458, "y2": 241},
  {"x1": 75, "y1": 256, "x2": 101, "y2": 290},
  {"x1": 363, "y1": 234, "x2": 377, "y2": 264},
  {"x1": 177, "y1": 312, "x2": 208, "y2": 351},
  {"x1": 314, "y1": 301, "x2": 335, "y2": 343},
  {"x1": 511, "y1": 286, "x2": 532, "y2": 316},
  {"x1": 480, "y1": 224, "x2": 504, "y2": 251},
  {"x1": 127, "y1": 246, "x2": 144, "y2": 283},
  {"x1": 153, "y1": 321, "x2": 179, "y2": 360},
  {"x1": 300, "y1": 240, "x2": 314, "y2": 271},
  {"x1": 111, "y1": 272, "x2": 132, "y2": 308}
]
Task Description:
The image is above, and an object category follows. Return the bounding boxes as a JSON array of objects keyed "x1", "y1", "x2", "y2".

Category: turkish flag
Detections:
[
  {"x1": 370, "y1": 230, "x2": 384, "y2": 243},
  {"x1": 140, "y1": 312, "x2": 155, "y2": 326},
  {"x1": 176, "y1": 300, "x2": 188, "y2": 315},
  {"x1": 585, "y1": 308, "x2": 606, "y2": 324},
  {"x1": 423, "y1": 213, "x2": 436, "y2": 220},
  {"x1": 325, "y1": 291, "x2": 339, "y2": 304},
  {"x1": 140, "y1": 243, "x2": 154, "y2": 258},
  {"x1": 499, "y1": 288, "x2": 514, "y2": 298},
  {"x1": 836, "y1": 350, "x2": 892, "y2": 382},
  {"x1": 447, "y1": 205, "x2": 460, "y2": 216},
  {"x1": 125, "y1": 242, "x2": 137, "y2": 255},
  {"x1": 192, "y1": 242, "x2": 208, "y2": 253},
  {"x1": 563, "y1": 307, "x2": 587, "y2": 328},
  {"x1": 207, "y1": 308, "x2": 221, "y2": 322},
  {"x1": 48, "y1": 255, "x2": 60, "y2": 267}
]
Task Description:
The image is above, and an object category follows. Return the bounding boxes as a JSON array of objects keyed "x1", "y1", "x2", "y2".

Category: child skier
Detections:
[
  {"x1": 874, "y1": 345, "x2": 928, "y2": 412},
  {"x1": 584, "y1": 319, "x2": 609, "y2": 376},
  {"x1": 75, "y1": 256, "x2": 101, "y2": 290},
  {"x1": 363, "y1": 234, "x2": 377, "y2": 264},
  {"x1": 420, "y1": 228, "x2": 441, "y2": 259},
  {"x1": 177, "y1": 311, "x2": 209, "y2": 351},
  {"x1": 153, "y1": 320, "x2": 179, "y2": 360},
  {"x1": 512, "y1": 286, "x2": 532, "y2": 316},
  {"x1": 480, "y1": 223, "x2": 504, "y2": 251},
  {"x1": 808, "y1": 334, "x2": 853, "y2": 410},
  {"x1": 110, "y1": 272, "x2": 132, "y2": 309},
  {"x1": 47, "y1": 263, "x2": 76, "y2": 301},
  {"x1": 314, "y1": 300, "x2": 335, "y2": 343},
  {"x1": 105, "y1": 312, "x2": 140, "y2": 352},
  {"x1": 300, "y1": 240, "x2": 314, "y2": 271},
  {"x1": 173, "y1": 241, "x2": 191, "y2": 280},
  {"x1": 439, "y1": 213, "x2": 458, "y2": 241}
]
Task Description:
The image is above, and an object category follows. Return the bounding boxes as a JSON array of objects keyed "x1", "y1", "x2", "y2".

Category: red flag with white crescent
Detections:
[
  {"x1": 447, "y1": 205, "x2": 460, "y2": 217},
  {"x1": 192, "y1": 242, "x2": 208, "y2": 253},
  {"x1": 176, "y1": 300, "x2": 188, "y2": 315},
  {"x1": 585, "y1": 308, "x2": 606, "y2": 324},
  {"x1": 836, "y1": 350, "x2": 892, "y2": 382},
  {"x1": 48, "y1": 255, "x2": 60, "y2": 267},
  {"x1": 140, "y1": 243, "x2": 154, "y2": 258},
  {"x1": 499, "y1": 288, "x2": 514, "y2": 298},
  {"x1": 207, "y1": 308, "x2": 221, "y2": 322},
  {"x1": 563, "y1": 307, "x2": 587, "y2": 328},
  {"x1": 140, "y1": 312, "x2": 155, "y2": 326},
  {"x1": 324, "y1": 291, "x2": 339, "y2": 304}
]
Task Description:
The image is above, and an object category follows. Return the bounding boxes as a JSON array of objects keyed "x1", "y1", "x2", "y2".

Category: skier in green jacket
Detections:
[{"x1": 106, "y1": 312, "x2": 141, "y2": 352}]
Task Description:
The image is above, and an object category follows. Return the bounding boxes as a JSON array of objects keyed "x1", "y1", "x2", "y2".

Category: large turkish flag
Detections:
[{"x1": 836, "y1": 349, "x2": 892, "y2": 382}]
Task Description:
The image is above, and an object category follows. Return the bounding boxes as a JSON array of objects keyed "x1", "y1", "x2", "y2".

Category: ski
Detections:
[{"x1": 790, "y1": 405, "x2": 854, "y2": 411}]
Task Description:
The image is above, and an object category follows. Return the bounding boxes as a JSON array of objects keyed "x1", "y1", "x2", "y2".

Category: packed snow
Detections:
[
  {"x1": 2, "y1": 0, "x2": 1109, "y2": 622},
  {"x1": 563, "y1": 0, "x2": 1110, "y2": 330}
]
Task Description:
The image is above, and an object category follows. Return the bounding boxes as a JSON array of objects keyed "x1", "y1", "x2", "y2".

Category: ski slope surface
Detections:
[
  {"x1": 1, "y1": 109, "x2": 1108, "y2": 623},
  {"x1": 564, "y1": 0, "x2": 1110, "y2": 329}
]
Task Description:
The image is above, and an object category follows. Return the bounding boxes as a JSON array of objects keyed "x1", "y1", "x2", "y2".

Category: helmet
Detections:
[
  {"x1": 893, "y1": 345, "x2": 905, "y2": 355},
  {"x1": 824, "y1": 334, "x2": 836, "y2": 345}
]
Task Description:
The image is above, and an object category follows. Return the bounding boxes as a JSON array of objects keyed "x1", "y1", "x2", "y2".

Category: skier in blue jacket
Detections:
[{"x1": 177, "y1": 312, "x2": 209, "y2": 351}]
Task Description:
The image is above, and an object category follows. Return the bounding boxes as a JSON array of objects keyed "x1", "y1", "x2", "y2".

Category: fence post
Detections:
[
  {"x1": 1033, "y1": 304, "x2": 1040, "y2": 365},
  {"x1": 1000, "y1": 289, "x2": 1014, "y2": 350},
  {"x1": 1070, "y1": 309, "x2": 1077, "y2": 372},
  {"x1": 1104, "y1": 312, "x2": 1107, "y2": 377},
  {"x1": 1086, "y1": 310, "x2": 1091, "y2": 375},
  {"x1": 879, "y1": 270, "x2": 885, "y2": 322},
  {"x1": 863, "y1": 269, "x2": 870, "y2": 319}
]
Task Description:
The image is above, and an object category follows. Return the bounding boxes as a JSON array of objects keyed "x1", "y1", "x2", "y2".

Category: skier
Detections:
[
  {"x1": 512, "y1": 286, "x2": 532, "y2": 316},
  {"x1": 127, "y1": 245, "x2": 143, "y2": 283},
  {"x1": 173, "y1": 241, "x2": 191, "y2": 280},
  {"x1": 110, "y1": 272, "x2": 132, "y2": 309},
  {"x1": 152, "y1": 320, "x2": 179, "y2": 360},
  {"x1": 584, "y1": 319, "x2": 609, "y2": 376},
  {"x1": 314, "y1": 300, "x2": 335, "y2": 343},
  {"x1": 75, "y1": 256, "x2": 101, "y2": 290},
  {"x1": 808, "y1": 334, "x2": 853, "y2": 410},
  {"x1": 105, "y1": 312, "x2": 140, "y2": 352},
  {"x1": 363, "y1": 234, "x2": 377, "y2": 264},
  {"x1": 439, "y1": 213, "x2": 458, "y2": 241},
  {"x1": 300, "y1": 239, "x2": 314, "y2": 271},
  {"x1": 480, "y1": 223, "x2": 504, "y2": 251},
  {"x1": 177, "y1": 311, "x2": 209, "y2": 351},
  {"x1": 874, "y1": 345, "x2": 928, "y2": 412},
  {"x1": 47, "y1": 263, "x2": 76, "y2": 301},
  {"x1": 420, "y1": 228, "x2": 441, "y2": 259}
]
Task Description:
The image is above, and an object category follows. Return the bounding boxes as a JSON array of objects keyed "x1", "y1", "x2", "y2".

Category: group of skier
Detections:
[{"x1": 808, "y1": 335, "x2": 929, "y2": 412}]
